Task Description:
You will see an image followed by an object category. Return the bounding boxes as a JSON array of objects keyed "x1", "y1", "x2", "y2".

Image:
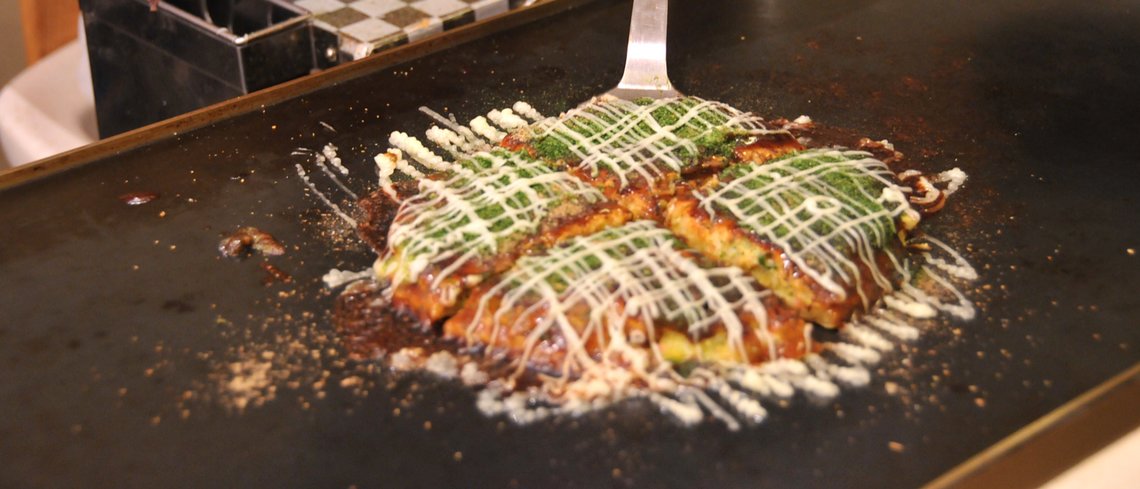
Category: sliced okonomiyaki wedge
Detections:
[
  {"x1": 443, "y1": 221, "x2": 809, "y2": 378},
  {"x1": 507, "y1": 96, "x2": 803, "y2": 219},
  {"x1": 375, "y1": 148, "x2": 629, "y2": 324},
  {"x1": 665, "y1": 148, "x2": 921, "y2": 328}
]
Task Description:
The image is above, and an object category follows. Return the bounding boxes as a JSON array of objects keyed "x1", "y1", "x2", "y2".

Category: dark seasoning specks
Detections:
[
  {"x1": 122, "y1": 145, "x2": 479, "y2": 434},
  {"x1": 205, "y1": 99, "x2": 977, "y2": 443},
  {"x1": 122, "y1": 95, "x2": 987, "y2": 462}
]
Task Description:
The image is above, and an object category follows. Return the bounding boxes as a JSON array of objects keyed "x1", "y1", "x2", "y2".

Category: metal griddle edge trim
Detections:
[{"x1": 924, "y1": 361, "x2": 1140, "y2": 489}]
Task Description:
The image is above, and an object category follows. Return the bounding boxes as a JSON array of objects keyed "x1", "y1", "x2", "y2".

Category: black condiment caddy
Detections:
[{"x1": 80, "y1": 0, "x2": 336, "y2": 138}]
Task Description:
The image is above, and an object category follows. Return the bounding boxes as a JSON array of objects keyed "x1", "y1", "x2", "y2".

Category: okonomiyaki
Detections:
[
  {"x1": 666, "y1": 148, "x2": 917, "y2": 328},
  {"x1": 443, "y1": 221, "x2": 810, "y2": 379},
  {"x1": 316, "y1": 95, "x2": 975, "y2": 427},
  {"x1": 374, "y1": 148, "x2": 628, "y2": 323}
]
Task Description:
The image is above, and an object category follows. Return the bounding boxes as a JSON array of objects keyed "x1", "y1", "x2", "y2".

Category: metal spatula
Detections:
[{"x1": 606, "y1": 0, "x2": 681, "y2": 100}]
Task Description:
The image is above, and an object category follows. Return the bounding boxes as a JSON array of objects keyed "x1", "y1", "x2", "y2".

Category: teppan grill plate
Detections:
[{"x1": 2, "y1": 0, "x2": 1139, "y2": 487}]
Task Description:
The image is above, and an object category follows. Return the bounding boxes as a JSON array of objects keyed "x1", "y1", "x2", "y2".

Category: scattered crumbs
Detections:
[
  {"x1": 190, "y1": 308, "x2": 349, "y2": 413},
  {"x1": 308, "y1": 209, "x2": 366, "y2": 254},
  {"x1": 224, "y1": 360, "x2": 274, "y2": 412},
  {"x1": 424, "y1": 351, "x2": 459, "y2": 378},
  {"x1": 453, "y1": 451, "x2": 463, "y2": 462},
  {"x1": 390, "y1": 348, "x2": 425, "y2": 371},
  {"x1": 260, "y1": 263, "x2": 293, "y2": 285},
  {"x1": 888, "y1": 441, "x2": 905, "y2": 453},
  {"x1": 884, "y1": 381, "x2": 899, "y2": 395},
  {"x1": 460, "y1": 362, "x2": 488, "y2": 386}
]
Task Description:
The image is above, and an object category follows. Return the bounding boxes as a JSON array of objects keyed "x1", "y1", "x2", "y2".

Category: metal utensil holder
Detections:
[{"x1": 80, "y1": 0, "x2": 332, "y2": 138}]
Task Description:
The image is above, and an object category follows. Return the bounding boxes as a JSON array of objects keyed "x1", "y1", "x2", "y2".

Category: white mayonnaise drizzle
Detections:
[
  {"x1": 469, "y1": 115, "x2": 506, "y2": 142},
  {"x1": 512, "y1": 101, "x2": 543, "y2": 121},
  {"x1": 463, "y1": 221, "x2": 780, "y2": 382},
  {"x1": 322, "y1": 268, "x2": 373, "y2": 288},
  {"x1": 389, "y1": 131, "x2": 450, "y2": 171},
  {"x1": 322, "y1": 143, "x2": 349, "y2": 175},
  {"x1": 531, "y1": 95, "x2": 785, "y2": 189},
  {"x1": 377, "y1": 149, "x2": 604, "y2": 287},
  {"x1": 694, "y1": 148, "x2": 907, "y2": 302},
  {"x1": 488, "y1": 108, "x2": 528, "y2": 131},
  {"x1": 935, "y1": 168, "x2": 968, "y2": 196},
  {"x1": 420, "y1": 107, "x2": 491, "y2": 153},
  {"x1": 294, "y1": 145, "x2": 358, "y2": 200},
  {"x1": 374, "y1": 150, "x2": 400, "y2": 201},
  {"x1": 326, "y1": 97, "x2": 979, "y2": 431},
  {"x1": 294, "y1": 163, "x2": 357, "y2": 227},
  {"x1": 425, "y1": 126, "x2": 467, "y2": 156}
]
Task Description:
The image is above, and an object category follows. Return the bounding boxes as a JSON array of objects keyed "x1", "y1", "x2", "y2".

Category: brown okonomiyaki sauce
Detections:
[
  {"x1": 335, "y1": 281, "x2": 524, "y2": 384},
  {"x1": 355, "y1": 179, "x2": 418, "y2": 252},
  {"x1": 336, "y1": 282, "x2": 449, "y2": 360},
  {"x1": 303, "y1": 93, "x2": 980, "y2": 430},
  {"x1": 333, "y1": 119, "x2": 914, "y2": 378}
]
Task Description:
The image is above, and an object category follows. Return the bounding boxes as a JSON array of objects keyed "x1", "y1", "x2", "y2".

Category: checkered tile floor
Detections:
[{"x1": 290, "y1": 0, "x2": 530, "y2": 62}]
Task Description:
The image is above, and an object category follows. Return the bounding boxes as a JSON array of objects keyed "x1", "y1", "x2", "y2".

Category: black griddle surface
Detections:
[{"x1": 3, "y1": 1, "x2": 1140, "y2": 487}]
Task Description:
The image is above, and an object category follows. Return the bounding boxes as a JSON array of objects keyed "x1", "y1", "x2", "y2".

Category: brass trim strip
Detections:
[{"x1": 925, "y1": 362, "x2": 1140, "y2": 489}]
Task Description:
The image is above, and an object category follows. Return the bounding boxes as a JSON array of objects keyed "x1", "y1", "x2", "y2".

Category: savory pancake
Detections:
[
  {"x1": 374, "y1": 148, "x2": 626, "y2": 323},
  {"x1": 330, "y1": 93, "x2": 976, "y2": 427},
  {"x1": 443, "y1": 221, "x2": 811, "y2": 376},
  {"x1": 352, "y1": 96, "x2": 965, "y2": 391},
  {"x1": 511, "y1": 96, "x2": 802, "y2": 220},
  {"x1": 666, "y1": 148, "x2": 918, "y2": 327}
]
